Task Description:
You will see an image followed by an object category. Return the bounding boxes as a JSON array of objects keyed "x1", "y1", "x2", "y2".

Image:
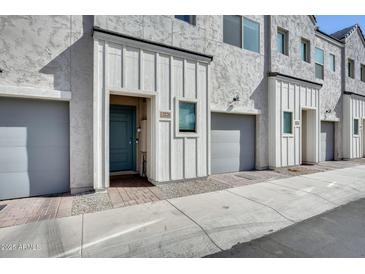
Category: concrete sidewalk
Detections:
[{"x1": 1, "y1": 165, "x2": 365, "y2": 258}]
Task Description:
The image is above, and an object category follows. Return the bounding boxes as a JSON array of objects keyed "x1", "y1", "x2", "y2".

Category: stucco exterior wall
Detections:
[
  {"x1": 0, "y1": 15, "x2": 94, "y2": 193},
  {"x1": 344, "y1": 29, "x2": 365, "y2": 96},
  {"x1": 94, "y1": 15, "x2": 269, "y2": 169},
  {"x1": 270, "y1": 16, "x2": 316, "y2": 82}
]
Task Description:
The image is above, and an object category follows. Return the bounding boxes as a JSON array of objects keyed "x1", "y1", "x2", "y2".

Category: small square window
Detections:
[
  {"x1": 361, "y1": 64, "x2": 365, "y2": 82},
  {"x1": 301, "y1": 38, "x2": 310, "y2": 63},
  {"x1": 175, "y1": 15, "x2": 196, "y2": 25},
  {"x1": 354, "y1": 118, "x2": 359, "y2": 135},
  {"x1": 283, "y1": 111, "x2": 293, "y2": 134},
  {"x1": 329, "y1": 54, "x2": 336, "y2": 72},
  {"x1": 243, "y1": 18, "x2": 260, "y2": 53},
  {"x1": 179, "y1": 101, "x2": 196, "y2": 132},
  {"x1": 348, "y1": 59, "x2": 355, "y2": 78},
  {"x1": 277, "y1": 28, "x2": 288, "y2": 55}
]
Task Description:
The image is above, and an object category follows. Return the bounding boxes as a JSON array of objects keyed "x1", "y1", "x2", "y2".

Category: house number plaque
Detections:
[{"x1": 160, "y1": 111, "x2": 171, "y2": 119}]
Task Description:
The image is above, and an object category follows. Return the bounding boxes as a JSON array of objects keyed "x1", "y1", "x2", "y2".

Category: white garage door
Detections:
[
  {"x1": 320, "y1": 121, "x2": 335, "y2": 161},
  {"x1": 0, "y1": 98, "x2": 70, "y2": 200},
  {"x1": 211, "y1": 112, "x2": 256, "y2": 174}
]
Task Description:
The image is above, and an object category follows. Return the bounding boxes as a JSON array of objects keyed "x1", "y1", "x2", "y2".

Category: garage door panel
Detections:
[
  {"x1": 211, "y1": 113, "x2": 256, "y2": 174},
  {"x1": 211, "y1": 145, "x2": 240, "y2": 158},
  {"x1": 211, "y1": 158, "x2": 240, "y2": 174},
  {"x1": 0, "y1": 173, "x2": 30, "y2": 200},
  {"x1": 0, "y1": 98, "x2": 70, "y2": 200},
  {"x1": 0, "y1": 147, "x2": 28, "y2": 173},
  {"x1": 20, "y1": 124, "x2": 69, "y2": 147},
  {"x1": 211, "y1": 130, "x2": 241, "y2": 143},
  {"x1": 0, "y1": 127, "x2": 27, "y2": 146},
  {"x1": 28, "y1": 170, "x2": 70, "y2": 196},
  {"x1": 26, "y1": 146, "x2": 70, "y2": 171}
]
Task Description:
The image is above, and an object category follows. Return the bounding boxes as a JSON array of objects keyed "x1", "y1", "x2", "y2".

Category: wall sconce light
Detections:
[{"x1": 232, "y1": 95, "x2": 240, "y2": 102}]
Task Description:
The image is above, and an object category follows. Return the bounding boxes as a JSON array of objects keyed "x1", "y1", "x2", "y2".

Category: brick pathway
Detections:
[
  {"x1": 1, "y1": 159, "x2": 364, "y2": 229},
  {"x1": 108, "y1": 175, "x2": 165, "y2": 207},
  {"x1": 0, "y1": 194, "x2": 73, "y2": 228}
]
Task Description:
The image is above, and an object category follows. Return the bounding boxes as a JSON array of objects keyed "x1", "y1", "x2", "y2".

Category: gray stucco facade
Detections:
[{"x1": 0, "y1": 15, "x2": 364, "y2": 197}]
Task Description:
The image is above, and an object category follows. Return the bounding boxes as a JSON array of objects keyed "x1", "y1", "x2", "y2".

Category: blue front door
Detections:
[{"x1": 110, "y1": 105, "x2": 136, "y2": 172}]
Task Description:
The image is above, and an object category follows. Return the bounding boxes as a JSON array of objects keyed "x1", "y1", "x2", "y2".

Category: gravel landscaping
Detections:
[
  {"x1": 154, "y1": 178, "x2": 230, "y2": 199},
  {"x1": 72, "y1": 191, "x2": 113, "y2": 215}
]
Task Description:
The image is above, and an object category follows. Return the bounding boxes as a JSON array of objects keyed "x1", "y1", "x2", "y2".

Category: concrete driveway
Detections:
[{"x1": 1, "y1": 165, "x2": 365, "y2": 257}]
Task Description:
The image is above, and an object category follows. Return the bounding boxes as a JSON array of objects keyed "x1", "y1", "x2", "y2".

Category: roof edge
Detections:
[
  {"x1": 93, "y1": 26, "x2": 213, "y2": 61},
  {"x1": 315, "y1": 29, "x2": 344, "y2": 47},
  {"x1": 344, "y1": 91, "x2": 365, "y2": 99},
  {"x1": 268, "y1": 72, "x2": 323, "y2": 88}
]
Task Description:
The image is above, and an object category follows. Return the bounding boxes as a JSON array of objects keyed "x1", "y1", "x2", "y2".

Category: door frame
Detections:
[
  {"x1": 109, "y1": 104, "x2": 136, "y2": 174},
  {"x1": 93, "y1": 87, "x2": 157, "y2": 189},
  {"x1": 320, "y1": 120, "x2": 335, "y2": 162},
  {"x1": 301, "y1": 107, "x2": 319, "y2": 165}
]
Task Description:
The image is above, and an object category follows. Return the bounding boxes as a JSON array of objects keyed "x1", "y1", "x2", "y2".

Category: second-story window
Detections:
[
  {"x1": 301, "y1": 38, "x2": 310, "y2": 63},
  {"x1": 361, "y1": 64, "x2": 365, "y2": 82},
  {"x1": 175, "y1": 15, "x2": 196, "y2": 25},
  {"x1": 277, "y1": 28, "x2": 288, "y2": 55},
  {"x1": 243, "y1": 17, "x2": 260, "y2": 53},
  {"x1": 348, "y1": 59, "x2": 355, "y2": 78},
  {"x1": 223, "y1": 15, "x2": 242, "y2": 48},
  {"x1": 329, "y1": 54, "x2": 336, "y2": 72},
  {"x1": 223, "y1": 16, "x2": 260, "y2": 53},
  {"x1": 315, "y1": 47, "x2": 324, "y2": 80}
]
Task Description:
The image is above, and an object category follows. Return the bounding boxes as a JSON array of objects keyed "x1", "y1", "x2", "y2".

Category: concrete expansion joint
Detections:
[
  {"x1": 166, "y1": 199, "x2": 224, "y2": 252},
  {"x1": 225, "y1": 189, "x2": 296, "y2": 224},
  {"x1": 268, "y1": 181, "x2": 339, "y2": 207}
]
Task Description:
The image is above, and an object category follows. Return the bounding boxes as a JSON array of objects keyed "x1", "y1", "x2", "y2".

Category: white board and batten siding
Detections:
[
  {"x1": 269, "y1": 76, "x2": 320, "y2": 168},
  {"x1": 94, "y1": 31, "x2": 210, "y2": 184},
  {"x1": 343, "y1": 94, "x2": 365, "y2": 159}
]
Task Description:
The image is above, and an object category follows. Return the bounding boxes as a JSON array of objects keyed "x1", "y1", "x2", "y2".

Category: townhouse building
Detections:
[{"x1": 0, "y1": 15, "x2": 364, "y2": 200}]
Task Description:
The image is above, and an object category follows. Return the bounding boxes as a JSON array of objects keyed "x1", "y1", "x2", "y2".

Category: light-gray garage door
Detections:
[
  {"x1": 320, "y1": 121, "x2": 335, "y2": 161},
  {"x1": 211, "y1": 112, "x2": 256, "y2": 174},
  {"x1": 0, "y1": 98, "x2": 70, "y2": 200}
]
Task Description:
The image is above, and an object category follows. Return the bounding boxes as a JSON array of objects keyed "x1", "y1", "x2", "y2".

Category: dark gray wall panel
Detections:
[
  {"x1": 320, "y1": 121, "x2": 335, "y2": 161},
  {"x1": 211, "y1": 112, "x2": 256, "y2": 174},
  {"x1": 0, "y1": 98, "x2": 69, "y2": 200}
]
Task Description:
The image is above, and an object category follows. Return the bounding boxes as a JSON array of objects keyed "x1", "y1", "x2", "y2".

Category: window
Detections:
[
  {"x1": 179, "y1": 101, "x2": 196, "y2": 132},
  {"x1": 301, "y1": 38, "x2": 310, "y2": 63},
  {"x1": 329, "y1": 54, "x2": 336, "y2": 72},
  {"x1": 223, "y1": 16, "x2": 260, "y2": 53},
  {"x1": 315, "y1": 47, "x2": 324, "y2": 80},
  {"x1": 223, "y1": 15, "x2": 242, "y2": 47},
  {"x1": 243, "y1": 17, "x2": 260, "y2": 53},
  {"x1": 361, "y1": 64, "x2": 365, "y2": 82},
  {"x1": 277, "y1": 28, "x2": 288, "y2": 55},
  {"x1": 348, "y1": 59, "x2": 355, "y2": 78},
  {"x1": 175, "y1": 15, "x2": 196, "y2": 25},
  {"x1": 283, "y1": 111, "x2": 293, "y2": 134},
  {"x1": 354, "y1": 118, "x2": 359, "y2": 135}
]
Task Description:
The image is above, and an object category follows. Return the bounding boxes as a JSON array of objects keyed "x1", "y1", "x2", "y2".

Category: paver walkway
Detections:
[
  {"x1": 0, "y1": 159, "x2": 364, "y2": 229},
  {"x1": 1, "y1": 164, "x2": 365, "y2": 257}
]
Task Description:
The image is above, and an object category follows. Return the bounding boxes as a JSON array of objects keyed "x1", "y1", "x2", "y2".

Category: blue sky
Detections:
[{"x1": 316, "y1": 16, "x2": 365, "y2": 34}]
